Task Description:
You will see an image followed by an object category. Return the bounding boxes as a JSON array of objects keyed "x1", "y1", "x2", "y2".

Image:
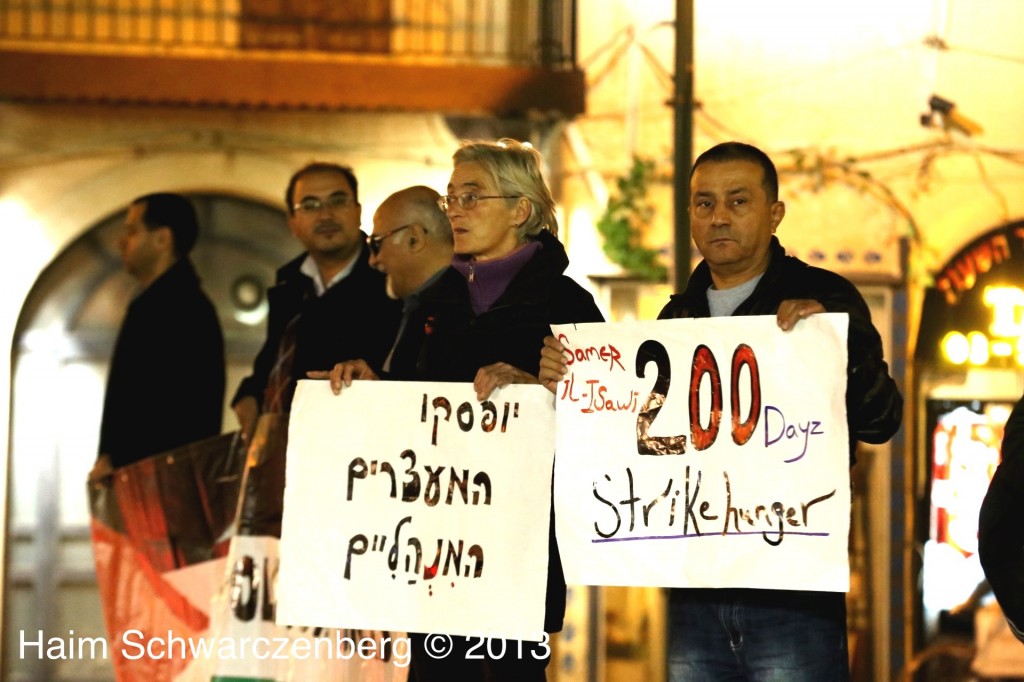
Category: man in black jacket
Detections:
[
  {"x1": 541, "y1": 142, "x2": 902, "y2": 681},
  {"x1": 979, "y1": 389, "x2": 1024, "y2": 642},
  {"x1": 92, "y1": 193, "x2": 225, "y2": 478},
  {"x1": 231, "y1": 162, "x2": 401, "y2": 436},
  {"x1": 311, "y1": 184, "x2": 454, "y2": 387}
]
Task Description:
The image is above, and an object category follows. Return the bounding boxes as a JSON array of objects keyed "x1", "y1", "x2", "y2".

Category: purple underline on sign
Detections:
[{"x1": 591, "y1": 531, "x2": 830, "y2": 544}]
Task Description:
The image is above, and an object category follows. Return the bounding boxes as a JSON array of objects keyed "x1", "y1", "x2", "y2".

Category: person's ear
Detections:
[
  {"x1": 407, "y1": 224, "x2": 425, "y2": 251},
  {"x1": 512, "y1": 197, "x2": 532, "y2": 228},
  {"x1": 769, "y1": 201, "x2": 785, "y2": 233},
  {"x1": 153, "y1": 225, "x2": 175, "y2": 253}
]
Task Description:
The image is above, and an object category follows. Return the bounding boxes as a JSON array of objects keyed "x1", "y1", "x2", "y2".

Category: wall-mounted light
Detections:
[
  {"x1": 231, "y1": 274, "x2": 268, "y2": 326},
  {"x1": 920, "y1": 94, "x2": 984, "y2": 137}
]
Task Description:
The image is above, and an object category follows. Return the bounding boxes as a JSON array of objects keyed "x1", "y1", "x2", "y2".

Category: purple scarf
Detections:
[{"x1": 451, "y1": 240, "x2": 543, "y2": 315}]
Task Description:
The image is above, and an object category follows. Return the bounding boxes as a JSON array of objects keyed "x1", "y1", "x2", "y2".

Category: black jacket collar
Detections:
[
  {"x1": 136, "y1": 258, "x2": 201, "y2": 303},
  {"x1": 668, "y1": 236, "x2": 788, "y2": 317}
]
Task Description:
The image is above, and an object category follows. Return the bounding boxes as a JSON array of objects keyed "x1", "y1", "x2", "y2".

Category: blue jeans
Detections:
[{"x1": 668, "y1": 588, "x2": 850, "y2": 682}]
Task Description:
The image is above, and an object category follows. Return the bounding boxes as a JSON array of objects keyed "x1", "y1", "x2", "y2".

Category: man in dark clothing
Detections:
[
  {"x1": 92, "y1": 193, "x2": 225, "y2": 477},
  {"x1": 979, "y1": 389, "x2": 1024, "y2": 642},
  {"x1": 311, "y1": 185, "x2": 454, "y2": 387},
  {"x1": 231, "y1": 162, "x2": 401, "y2": 436},
  {"x1": 541, "y1": 142, "x2": 902, "y2": 681},
  {"x1": 660, "y1": 234, "x2": 901, "y2": 466}
]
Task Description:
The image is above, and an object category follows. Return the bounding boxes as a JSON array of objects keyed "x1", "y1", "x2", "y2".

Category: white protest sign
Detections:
[
  {"x1": 551, "y1": 314, "x2": 851, "y2": 592},
  {"x1": 193, "y1": 535, "x2": 409, "y2": 682},
  {"x1": 277, "y1": 380, "x2": 555, "y2": 641}
]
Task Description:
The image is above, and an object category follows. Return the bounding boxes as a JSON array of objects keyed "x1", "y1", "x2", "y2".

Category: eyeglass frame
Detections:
[
  {"x1": 291, "y1": 191, "x2": 354, "y2": 214},
  {"x1": 437, "y1": 192, "x2": 519, "y2": 212},
  {"x1": 367, "y1": 223, "x2": 416, "y2": 256}
]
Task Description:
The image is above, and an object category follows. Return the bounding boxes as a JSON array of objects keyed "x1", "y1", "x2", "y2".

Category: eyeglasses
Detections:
[
  {"x1": 292, "y1": 192, "x2": 353, "y2": 214},
  {"x1": 368, "y1": 223, "x2": 415, "y2": 256},
  {"x1": 437, "y1": 192, "x2": 518, "y2": 212}
]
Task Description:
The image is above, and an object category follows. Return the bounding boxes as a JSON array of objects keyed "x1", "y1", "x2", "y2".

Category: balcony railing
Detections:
[{"x1": 0, "y1": 0, "x2": 577, "y2": 69}]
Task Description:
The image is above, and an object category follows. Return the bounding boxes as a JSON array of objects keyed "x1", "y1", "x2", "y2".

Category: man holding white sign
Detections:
[{"x1": 541, "y1": 142, "x2": 902, "y2": 681}]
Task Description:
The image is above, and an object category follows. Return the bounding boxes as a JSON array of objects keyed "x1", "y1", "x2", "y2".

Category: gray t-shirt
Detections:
[{"x1": 706, "y1": 274, "x2": 764, "y2": 317}]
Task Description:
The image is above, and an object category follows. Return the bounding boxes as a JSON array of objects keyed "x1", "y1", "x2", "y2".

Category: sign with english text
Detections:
[
  {"x1": 277, "y1": 381, "x2": 555, "y2": 641},
  {"x1": 551, "y1": 315, "x2": 852, "y2": 592}
]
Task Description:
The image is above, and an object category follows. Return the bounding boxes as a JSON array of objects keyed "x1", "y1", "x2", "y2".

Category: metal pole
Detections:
[{"x1": 672, "y1": 0, "x2": 694, "y2": 293}]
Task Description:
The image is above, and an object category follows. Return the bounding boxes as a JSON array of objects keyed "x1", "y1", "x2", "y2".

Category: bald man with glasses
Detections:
[{"x1": 310, "y1": 184, "x2": 454, "y2": 386}]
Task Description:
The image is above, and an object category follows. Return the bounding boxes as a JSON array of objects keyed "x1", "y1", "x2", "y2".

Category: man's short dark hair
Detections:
[
  {"x1": 132, "y1": 192, "x2": 199, "y2": 258},
  {"x1": 691, "y1": 142, "x2": 779, "y2": 203},
  {"x1": 285, "y1": 163, "x2": 359, "y2": 215}
]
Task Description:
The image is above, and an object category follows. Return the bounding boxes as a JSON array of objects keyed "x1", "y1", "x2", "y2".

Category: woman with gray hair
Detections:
[{"x1": 400, "y1": 138, "x2": 604, "y2": 680}]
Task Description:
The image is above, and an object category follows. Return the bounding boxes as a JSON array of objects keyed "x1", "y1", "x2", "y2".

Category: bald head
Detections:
[
  {"x1": 370, "y1": 185, "x2": 454, "y2": 299},
  {"x1": 375, "y1": 186, "x2": 453, "y2": 245}
]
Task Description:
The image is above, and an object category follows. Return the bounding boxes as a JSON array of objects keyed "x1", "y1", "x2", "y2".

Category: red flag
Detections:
[{"x1": 89, "y1": 432, "x2": 245, "y2": 680}]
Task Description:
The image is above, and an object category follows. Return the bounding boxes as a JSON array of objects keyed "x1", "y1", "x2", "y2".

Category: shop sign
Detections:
[{"x1": 919, "y1": 223, "x2": 1024, "y2": 367}]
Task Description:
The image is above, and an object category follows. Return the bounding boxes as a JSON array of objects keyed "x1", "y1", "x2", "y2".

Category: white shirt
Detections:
[{"x1": 299, "y1": 252, "x2": 357, "y2": 297}]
